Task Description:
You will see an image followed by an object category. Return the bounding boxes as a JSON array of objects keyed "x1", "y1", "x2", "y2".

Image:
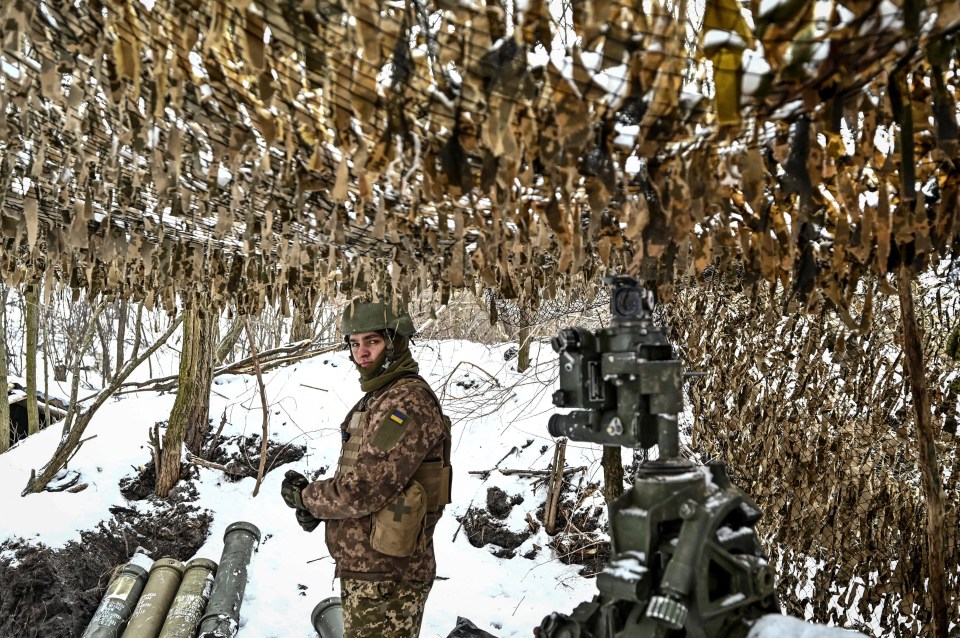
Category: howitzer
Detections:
[{"x1": 538, "y1": 276, "x2": 866, "y2": 638}]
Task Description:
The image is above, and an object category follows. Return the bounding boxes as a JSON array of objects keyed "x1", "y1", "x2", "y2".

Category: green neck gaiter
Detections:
[{"x1": 357, "y1": 343, "x2": 419, "y2": 393}]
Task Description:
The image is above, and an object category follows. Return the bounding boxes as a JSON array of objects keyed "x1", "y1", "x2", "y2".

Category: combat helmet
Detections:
[{"x1": 341, "y1": 298, "x2": 416, "y2": 337}]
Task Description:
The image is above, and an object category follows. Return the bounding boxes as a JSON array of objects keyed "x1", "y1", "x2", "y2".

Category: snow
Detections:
[
  {"x1": 858, "y1": 0, "x2": 904, "y2": 35},
  {"x1": 703, "y1": 30, "x2": 749, "y2": 50},
  {"x1": 747, "y1": 613, "x2": 867, "y2": 637},
  {"x1": 1, "y1": 338, "x2": 606, "y2": 637},
  {"x1": 758, "y1": 0, "x2": 791, "y2": 19},
  {"x1": 741, "y1": 49, "x2": 771, "y2": 96},
  {"x1": 613, "y1": 124, "x2": 640, "y2": 149}
]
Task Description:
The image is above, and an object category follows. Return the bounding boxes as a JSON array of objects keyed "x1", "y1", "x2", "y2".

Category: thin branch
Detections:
[
  {"x1": 114, "y1": 340, "x2": 339, "y2": 396},
  {"x1": 493, "y1": 466, "x2": 587, "y2": 478},
  {"x1": 60, "y1": 302, "x2": 108, "y2": 440},
  {"x1": 185, "y1": 450, "x2": 248, "y2": 476},
  {"x1": 204, "y1": 409, "x2": 229, "y2": 459},
  {"x1": 245, "y1": 317, "x2": 271, "y2": 497}
]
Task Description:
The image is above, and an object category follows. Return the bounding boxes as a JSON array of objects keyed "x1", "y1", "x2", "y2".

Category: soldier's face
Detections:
[{"x1": 348, "y1": 331, "x2": 386, "y2": 368}]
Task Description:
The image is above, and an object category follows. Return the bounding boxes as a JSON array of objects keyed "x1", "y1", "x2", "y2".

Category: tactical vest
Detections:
[{"x1": 337, "y1": 375, "x2": 452, "y2": 513}]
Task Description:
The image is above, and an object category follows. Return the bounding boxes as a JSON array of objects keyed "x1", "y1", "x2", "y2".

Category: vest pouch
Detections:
[
  {"x1": 370, "y1": 480, "x2": 427, "y2": 557},
  {"x1": 412, "y1": 461, "x2": 453, "y2": 512}
]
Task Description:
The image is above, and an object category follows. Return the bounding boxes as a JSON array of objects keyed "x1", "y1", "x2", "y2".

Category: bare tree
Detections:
[
  {"x1": 25, "y1": 284, "x2": 39, "y2": 436},
  {"x1": 0, "y1": 286, "x2": 10, "y2": 454},
  {"x1": 22, "y1": 305, "x2": 180, "y2": 494},
  {"x1": 94, "y1": 310, "x2": 113, "y2": 384}
]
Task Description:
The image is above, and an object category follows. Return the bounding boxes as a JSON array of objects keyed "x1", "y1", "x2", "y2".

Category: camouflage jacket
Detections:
[{"x1": 300, "y1": 374, "x2": 448, "y2": 582}]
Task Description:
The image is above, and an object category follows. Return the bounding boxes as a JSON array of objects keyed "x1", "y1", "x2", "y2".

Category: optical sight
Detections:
[{"x1": 547, "y1": 275, "x2": 681, "y2": 452}]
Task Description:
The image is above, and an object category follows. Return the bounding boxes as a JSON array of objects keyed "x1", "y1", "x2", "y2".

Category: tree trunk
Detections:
[
  {"x1": 115, "y1": 298, "x2": 128, "y2": 373},
  {"x1": 602, "y1": 446, "x2": 624, "y2": 503},
  {"x1": 95, "y1": 313, "x2": 112, "y2": 384},
  {"x1": 157, "y1": 297, "x2": 215, "y2": 497},
  {"x1": 517, "y1": 326, "x2": 531, "y2": 373},
  {"x1": 215, "y1": 314, "x2": 244, "y2": 366},
  {"x1": 25, "y1": 284, "x2": 39, "y2": 436},
  {"x1": 0, "y1": 286, "x2": 10, "y2": 453},
  {"x1": 290, "y1": 294, "x2": 316, "y2": 342},
  {"x1": 41, "y1": 301, "x2": 50, "y2": 428},
  {"x1": 898, "y1": 267, "x2": 948, "y2": 638}
]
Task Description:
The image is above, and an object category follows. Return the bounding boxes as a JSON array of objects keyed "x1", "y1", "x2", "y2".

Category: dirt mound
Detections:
[
  {"x1": 486, "y1": 486, "x2": 524, "y2": 520},
  {"x1": 537, "y1": 493, "x2": 610, "y2": 576},
  {"x1": 0, "y1": 421, "x2": 307, "y2": 638},
  {"x1": 459, "y1": 507, "x2": 531, "y2": 559},
  {"x1": 458, "y1": 480, "x2": 611, "y2": 569},
  {"x1": 206, "y1": 432, "x2": 307, "y2": 481},
  {"x1": 0, "y1": 479, "x2": 212, "y2": 638}
]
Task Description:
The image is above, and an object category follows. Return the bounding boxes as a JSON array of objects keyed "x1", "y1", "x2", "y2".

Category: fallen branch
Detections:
[
  {"x1": 438, "y1": 360, "x2": 501, "y2": 403},
  {"x1": 185, "y1": 451, "x2": 247, "y2": 476},
  {"x1": 45, "y1": 471, "x2": 81, "y2": 492},
  {"x1": 495, "y1": 466, "x2": 587, "y2": 478},
  {"x1": 116, "y1": 340, "x2": 340, "y2": 395},
  {"x1": 465, "y1": 446, "x2": 519, "y2": 478}
]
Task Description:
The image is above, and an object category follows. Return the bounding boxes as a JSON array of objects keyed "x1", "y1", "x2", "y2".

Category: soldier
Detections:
[{"x1": 282, "y1": 298, "x2": 452, "y2": 638}]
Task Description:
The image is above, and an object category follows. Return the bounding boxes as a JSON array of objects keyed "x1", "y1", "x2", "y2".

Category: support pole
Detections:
[{"x1": 897, "y1": 267, "x2": 948, "y2": 638}]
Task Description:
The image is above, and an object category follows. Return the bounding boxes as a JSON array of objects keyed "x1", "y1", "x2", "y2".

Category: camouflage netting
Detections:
[
  {"x1": 0, "y1": 2, "x2": 958, "y2": 316},
  {"x1": 485, "y1": 285, "x2": 610, "y2": 327},
  {"x1": 661, "y1": 268, "x2": 960, "y2": 636}
]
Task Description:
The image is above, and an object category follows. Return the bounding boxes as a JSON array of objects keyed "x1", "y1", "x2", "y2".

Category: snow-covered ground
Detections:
[{"x1": 0, "y1": 337, "x2": 610, "y2": 637}]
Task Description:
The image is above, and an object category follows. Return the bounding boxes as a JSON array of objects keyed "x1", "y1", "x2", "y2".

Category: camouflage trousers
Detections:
[{"x1": 341, "y1": 578, "x2": 433, "y2": 638}]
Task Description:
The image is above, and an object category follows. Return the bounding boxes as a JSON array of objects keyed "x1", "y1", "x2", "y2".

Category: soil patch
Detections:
[
  {"x1": 205, "y1": 432, "x2": 307, "y2": 481},
  {"x1": 458, "y1": 507, "x2": 531, "y2": 558},
  {"x1": 486, "y1": 486, "x2": 524, "y2": 520},
  {"x1": 537, "y1": 492, "x2": 610, "y2": 576}
]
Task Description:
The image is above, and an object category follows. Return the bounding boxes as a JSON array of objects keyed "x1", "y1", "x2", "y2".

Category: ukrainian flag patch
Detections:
[{"x1": 372, "y1": 409, "x2": 414, "y2": 451}]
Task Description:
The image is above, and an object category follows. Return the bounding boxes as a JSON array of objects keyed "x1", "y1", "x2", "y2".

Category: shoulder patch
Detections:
[{"x1": 371, "y1": 410, "x2": 414, "y2": 451}]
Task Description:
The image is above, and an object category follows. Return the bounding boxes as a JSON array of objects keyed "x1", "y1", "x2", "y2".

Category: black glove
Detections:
[
  {"x1": 295, "y1": 508, "x2": 321, "y2": 533},
  {"x1": 281, "y1": 470, "x2": 309, "y2": 510}
]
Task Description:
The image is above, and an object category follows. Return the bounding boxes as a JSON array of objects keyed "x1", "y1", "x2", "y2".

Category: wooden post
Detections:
[
  {"x1": 544, "y1": 439, "x2": 567, "y2": 535},
  {"x1": 897, "y1": 267, "x2": 948, "y2": 638},
  {"x1": 517, "y1": 326, "x2": 531, "y2": 373},
  {"x1": 602, "y1": 446, "x2": 624, "y2": 503}
]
